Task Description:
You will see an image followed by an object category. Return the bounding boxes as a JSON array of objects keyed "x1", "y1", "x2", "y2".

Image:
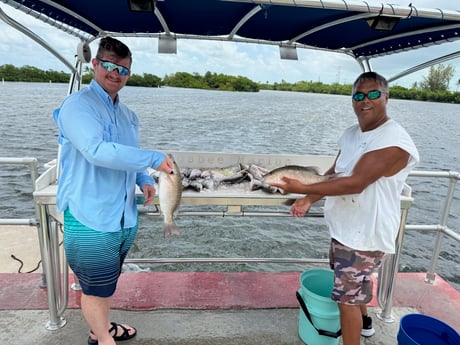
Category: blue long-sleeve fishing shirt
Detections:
[{"x1": 56, "y1": 80, "x2": 166, "y2": 232}]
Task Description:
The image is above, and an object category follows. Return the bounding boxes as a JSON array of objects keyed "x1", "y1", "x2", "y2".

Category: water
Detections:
[{"x1": 0, "y1": 82, "x2": 459, "y2": 291}]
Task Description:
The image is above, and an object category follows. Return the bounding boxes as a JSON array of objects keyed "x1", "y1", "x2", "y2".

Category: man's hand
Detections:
[
  {"x1": 141, "y1": 184, "x2": 156, "y2": 206},
  {"x1": 290, "y1": 197, "x2": 313, "y2": 217},
  {"x1": 270, "y1": 176, "x2": 307, "y2": 195},
  {"x1": 157, "y1": 155, "x2": 174, "y2": 174}
]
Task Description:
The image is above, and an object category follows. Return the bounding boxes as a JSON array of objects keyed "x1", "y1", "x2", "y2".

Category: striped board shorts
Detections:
[
  {"x1": 329, "y1": 238, "x2": 385, "y2": 305},
  {"x1": 63, "y1": 209, "x2": 138, "y2": 298}
]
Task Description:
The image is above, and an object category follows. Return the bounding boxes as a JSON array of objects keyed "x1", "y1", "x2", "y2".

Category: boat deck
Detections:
[
  {"x1": 1, "y1": 224, "x2": 459, "y2": 344},
  {"x1": 0, "y1": 270, "x2": 458, "y2": 345}
]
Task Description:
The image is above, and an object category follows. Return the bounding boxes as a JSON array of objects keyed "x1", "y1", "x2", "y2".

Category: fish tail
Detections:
[{"x1": 163, "y1": 222, "x2": 181, "y2": 238}]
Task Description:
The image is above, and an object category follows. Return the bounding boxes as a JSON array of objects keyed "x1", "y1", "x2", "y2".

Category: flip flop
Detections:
[
  {"x1": 87, "y1": 335, "x2": 98, "y2": 345},
  {"x1": 87, "y1": 322, "x2": 137, "y2": 345},
  {"x1": 109, "y1": 322, "x2": 137, "y2": 341}
]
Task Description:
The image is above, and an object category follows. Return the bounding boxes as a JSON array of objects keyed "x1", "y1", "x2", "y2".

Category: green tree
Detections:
[
  {"x1": 82, "y1": 66, "x2": 94, "y2": 84},
  {"x1": 3, "y1": 64, "x2": 460, "y2": 103},
  {"x1": 419, "y1": 64, "x2": 455, "y2": 91},
  {"x1": 0, "y1": 64, "x2": 20, "y2": 80},
  {"x1": 162, "y1": 71, "x2": 259, "y2": 92},
  {"x1": 142, "y1": 73, "x2": 162, "y2": 87}
]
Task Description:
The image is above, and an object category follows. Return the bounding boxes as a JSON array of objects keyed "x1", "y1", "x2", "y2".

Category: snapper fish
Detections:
[
  {"x1": 158, "y1": 153, "x2": 182, "y2": 237},
  {"x1": 262, "y1": 165, "x2": 336, "y2": 194}
]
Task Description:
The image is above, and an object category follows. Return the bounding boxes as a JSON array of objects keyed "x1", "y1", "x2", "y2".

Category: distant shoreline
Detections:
[{"x1": 1, "y1": 68, "x2": 459, "y2": 104}]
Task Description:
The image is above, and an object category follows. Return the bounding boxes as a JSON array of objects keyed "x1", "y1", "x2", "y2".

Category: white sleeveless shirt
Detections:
[{"x1": 324, "y1": 119, "x2": 419, "y2": 253}]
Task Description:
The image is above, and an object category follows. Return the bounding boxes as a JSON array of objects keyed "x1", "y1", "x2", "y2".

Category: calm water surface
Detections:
[{"x1": 0, "y1": 82, "x2": 458, "y2": 290}]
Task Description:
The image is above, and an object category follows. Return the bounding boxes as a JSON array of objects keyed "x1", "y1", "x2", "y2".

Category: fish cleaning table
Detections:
[{"x1": 33, "y1": 151, "x2": 413, "y2": 330}]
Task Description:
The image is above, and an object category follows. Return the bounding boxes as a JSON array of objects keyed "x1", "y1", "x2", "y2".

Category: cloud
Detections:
[{"x1": 1, "y1": 0, "x2": 459, "y2": 88}]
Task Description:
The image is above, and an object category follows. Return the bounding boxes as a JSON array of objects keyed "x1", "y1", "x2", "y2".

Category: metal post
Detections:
[
  {"x1": 376, "y1": 206, "x2": 410, "y2": 323},
  {"x1": 425, "y1": 172, "x2": 458, "y2": 283},
  {"x1": 28, "y1": 158, "x2": 49, "y2": 288},
  {"x1": 376, "y1": 184, "x2": 413, "y2": 323},
  {"x1": 38, "y1": 205, "x2": 67, "y2": 330}
]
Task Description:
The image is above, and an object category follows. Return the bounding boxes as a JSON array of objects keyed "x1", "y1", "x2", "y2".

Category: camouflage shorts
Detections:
[{"x1": 329, "y1": 238, "x2": 385, "y2": 305}]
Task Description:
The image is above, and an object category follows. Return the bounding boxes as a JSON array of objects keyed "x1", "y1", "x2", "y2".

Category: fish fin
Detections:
[
  {"x1": 301, "y1": 166, "x2": 323, "y2": 175},
  {"x1": 239, "y1": 162, "x2": 249, "y2": 170},
  {"x1": 326, "y1": 172, "x2": 342, "y2": 179},
  {"x1": 250, "y1": 180, "x2": 263, "y2": 191},
  {"x1": 163, "y1": 223, "x2": 180, "y2": 238},
  {"x1": 283, "y1": 198, "x2": 296, "y2": 206}
]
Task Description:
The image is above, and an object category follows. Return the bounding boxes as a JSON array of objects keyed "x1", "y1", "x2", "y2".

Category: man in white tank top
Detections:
[{"x1": 271, "y1": 72, "x2": 419, "y2": 345}]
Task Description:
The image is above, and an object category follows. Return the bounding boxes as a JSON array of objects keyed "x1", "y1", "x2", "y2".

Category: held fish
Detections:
[
  {"x1": 262, "y1": 165, "x2": 336, "y2": 194},
  {"x1": 158, "y1": 153, "x2": 182, "y2": 237}
]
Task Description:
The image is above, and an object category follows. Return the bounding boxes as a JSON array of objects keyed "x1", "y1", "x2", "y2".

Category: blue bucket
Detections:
[
  {"x1": 297, "y1": 269, "x2": 341, "y2": 345},
  {"x1": 398, "y1": 314, "x2": 460, "y2": 345}
]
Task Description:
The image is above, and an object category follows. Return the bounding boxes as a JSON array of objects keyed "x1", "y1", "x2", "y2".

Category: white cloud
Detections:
[{"x1": 0, "y1": 1, "x2": 459, "y2": 87}]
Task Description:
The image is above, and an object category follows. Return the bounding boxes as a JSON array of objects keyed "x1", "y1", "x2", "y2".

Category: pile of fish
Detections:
[
  {"x1": 151, "y1": 154, "x2": 336, "y2": 237},
  {"x1": 150, "y1": 160, "x2": 336, "y2": 196},
  {"x1": 180, "y1": 163, "x2": 276, "y2": 193},
  {"x1": 179, "y1": 163, "x2": 334, "y2": 194}
]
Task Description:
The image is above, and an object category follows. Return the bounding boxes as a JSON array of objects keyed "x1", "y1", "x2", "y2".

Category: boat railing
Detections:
[
  {"x1": 1, "y1": 156, "x2": 459, "y2": 330},
  {"x1": 0, "y1": 157, "x2": 47, "y2": 288},
  {"x1": 406, "y1": 170, "x2": 460, "y2": 282},
  {"x1": 0, "y1": 157, "x2": 39, "y2": 225}
]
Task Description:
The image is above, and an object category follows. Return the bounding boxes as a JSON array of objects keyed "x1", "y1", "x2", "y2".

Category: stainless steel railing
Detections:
[
  {"x1": 2, "y1": 159, "x2": 459, "y2": 330},
  {"x1": 0, "y1": 157, "x2": 39, "y2": 225},
  {"x1": 37, "y1": 204, "x2": 68, "y2": 330},
  {"x1": 408, "y1": 170, "x2": 460, "y2": 283},
  {"x1": 0, "y1": 157, "x2": 47, "y2": 287},
  {"x1": 377, "y1": 170, "x2": 459, "y2": 322}
]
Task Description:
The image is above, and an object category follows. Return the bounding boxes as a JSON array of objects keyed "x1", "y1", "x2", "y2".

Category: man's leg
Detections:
[
  {"x1": 64, "y1": 210, "x2": 138, "y2": 345},
  {"x1": 83, "y1": 294, "x2": 114, "y2": 345},
  {"x1": 339, "y1": 304, "x2": 362, "y2": 345},
  {"x1": 360, "y1": 304, "x2": 375, "y2": 336},
  {"x1": 360, "y1": 304, "x2": 368, "y2": 316},
  {"x1": 329, "y1": 239, "x2": 383, "y2": 344}
]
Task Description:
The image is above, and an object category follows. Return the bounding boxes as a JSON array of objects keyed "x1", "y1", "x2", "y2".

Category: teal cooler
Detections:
[{"x1": 297, "y1": 269, "x2": 341, "y2": 345}]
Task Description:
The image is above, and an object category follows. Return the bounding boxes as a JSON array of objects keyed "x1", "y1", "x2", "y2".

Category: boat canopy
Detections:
[{"x1": 1, "y1": 0, "x2": 460, "y2": 80}]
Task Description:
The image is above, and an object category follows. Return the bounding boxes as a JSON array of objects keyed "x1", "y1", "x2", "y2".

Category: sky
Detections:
[{"x1": 0, "y1": 0, "x2": 459, "y2": 89}]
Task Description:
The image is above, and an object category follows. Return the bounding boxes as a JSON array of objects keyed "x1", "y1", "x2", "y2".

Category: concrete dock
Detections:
[
  {"x1": 1, "y1": 225, "x2": 459, "y2": 345},
  {"x1": 0, "y1": 306, "x2": 416, "y2": 345}
]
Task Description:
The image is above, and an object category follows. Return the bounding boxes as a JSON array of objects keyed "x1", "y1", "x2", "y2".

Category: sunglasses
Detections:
[
  {"x1": 97, "y1": 58, "x2": 130, "y2": 76},
  {"x1": 352, "y1": 90, "x2": 385, "y2": 102}
]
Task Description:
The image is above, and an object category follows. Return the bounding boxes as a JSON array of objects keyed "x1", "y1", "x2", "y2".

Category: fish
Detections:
[
  {"x1": 218, "y1": 170, "x2": 248, "y2": 184},
  {"x1": 246, "y1": 163, "x2": 269, "y2": 181},
  {"x1": 262, "y1": 165, "x2": 336, "y2": 194},
  {"x1": 188, "y1": 168, "x2": 203, "y2": 179},
  {"x1": 158, "y1": 153, "x2": 182, "y2": 237}
]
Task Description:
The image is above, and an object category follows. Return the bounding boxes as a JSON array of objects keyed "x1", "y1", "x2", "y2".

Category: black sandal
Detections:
[
  {"x1": 87, "y1": 335, "x2": 98, "y2": 345},
  {"x1": 87, "y1": 322, "x2": 137, "y2": 345},
  {"x1": 109, "y1": 322, "x2": 137, "y2": 341}
]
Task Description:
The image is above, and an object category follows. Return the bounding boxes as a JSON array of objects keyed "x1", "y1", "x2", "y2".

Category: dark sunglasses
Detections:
[
  {"x1": 352, "y1": 90, "x2": 385, "y2": 102},
  {"x1": 97, "y1": 58, "x2": 130, "y2": 76}
]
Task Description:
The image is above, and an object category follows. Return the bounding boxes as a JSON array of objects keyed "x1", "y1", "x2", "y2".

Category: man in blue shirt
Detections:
[{"x1": 56, "y1": 36, "x2": 173, "y2": 345}]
